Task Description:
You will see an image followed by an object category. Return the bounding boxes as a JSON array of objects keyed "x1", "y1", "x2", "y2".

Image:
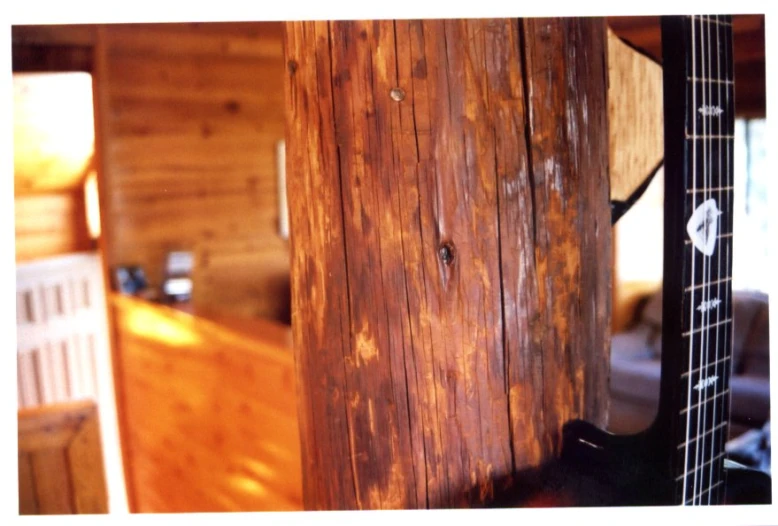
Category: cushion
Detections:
[
  {"x1": 631, "y1": 289, "x2": 768, "y2": 367},
  {"x1": 640, "y1": 289, "x2": 664, "y2": 328},
  {"x1": 728, "y1": 374, "x2": 771, "y2": 426},
  {"x1": 610, "y1": 327, "x2": 655, "y2": 361},
  {"x1": 730, "y1": 291, "x2": 767, "y2": 372},
  {"x1": 739, "y1": 300, "x2": 770, "y2": 377},
  {"x1": 609, "y1": 354, "x2": 662, "y2": 407},
  {"x1": 610, "y1": 288, "x2": 770, "y2": 435}
]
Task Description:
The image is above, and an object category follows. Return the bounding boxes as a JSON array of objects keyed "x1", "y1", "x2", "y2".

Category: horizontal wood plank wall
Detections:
[
  {"x1": 97, "y1": 22, "x2": 289, "y2": 321},
  {"x1": 110, "y1": 294, "x2": 301, "y2": 512},
  {"x1": 13, "y1": 69, "x2": 95, "y2": 262},
  {"x1": 15, "y1": 191, "x2": 92, "y2": 262}
]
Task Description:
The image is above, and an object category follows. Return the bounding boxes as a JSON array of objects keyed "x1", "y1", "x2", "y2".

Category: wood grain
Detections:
[
  {"x1": 607, "y1": 15, "x2": 765, "y2": 117},
  {"x1": 18, "y1": 452, "x2": 38, "y2": 514},
  {"x1": 31, "y1": 449, "x2": 74, "y2": 514},
  {"x1": 94, "y1": 22, "x2": 290, "y2": 321},
  {"x1": 14, "y1": 192, "x2": 92, "y2": 262},
  {"x1": 110, "y1": 294, "x2": 301, "y2": 512},
  {"x1": 285, "y1": 18, "x2": 611, "y2": 509},
  {"x1": 13, "y1": 71, "x2": 95, "y2": 261},
  {"x1": 68, "y1": 414, "x2": 109, "y2": 513},
  {"x1": 18, "y1": 401, "x2": 108, "y2": 515},
  {"x1": 607, "y1": 28, "x2": 663, "y2": 203},
  {"x1": 12, "y1": 25, "x2": 97, "y2": 47}
]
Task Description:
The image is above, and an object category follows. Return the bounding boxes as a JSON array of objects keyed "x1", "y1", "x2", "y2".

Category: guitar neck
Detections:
[{"x1": 659, "y1": 14, "x2": 736, "y2": 506}]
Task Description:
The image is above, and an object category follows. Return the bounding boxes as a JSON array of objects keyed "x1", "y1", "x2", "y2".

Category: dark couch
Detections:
[{"x1": 608, "y1": 289, "x2": 770, "y2": 438}]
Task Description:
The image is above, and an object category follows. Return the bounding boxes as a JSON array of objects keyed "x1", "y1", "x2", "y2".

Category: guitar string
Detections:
[
  {"x1": 702, "y1": 14, "x2": 715, "y2": 505},
  {"x1": 684, "y1": 15, "x2": 734, "y2": 506},
  {"x1": 702, "y1": 14, "x2": 721, "y2": 505},
  {"x1": 720, "y1": 16, "x2": 735, "y2": 503},
  {"x1": 692, "y1": 13, "x2": 710, "y2": 505},
  {"x1": 699, "y1": 15, "x2": 732, "y2": 505},
  {"x1": 724, "y1": 13, "x2": 735, "y2": 500},
  {"x1": 702, "y1": 13, "x2": 717, "y2": 505},
  {"x1": 714, "y1": 15, "x2": 734, "y2": 504},
  {"x1": 707, "y1": 14, "x2": 726, "y2": 505},
  {"x1": 683, "y1": 14, "x2": 698, "y2": 505},
  {"x1": 697, "y1": 13, "x2": 716, "y2": 504}
]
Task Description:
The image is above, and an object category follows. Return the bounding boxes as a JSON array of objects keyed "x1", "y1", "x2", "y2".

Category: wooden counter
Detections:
[{"x1": 110, "y1": 294, "x2": 301, "y2": 512}]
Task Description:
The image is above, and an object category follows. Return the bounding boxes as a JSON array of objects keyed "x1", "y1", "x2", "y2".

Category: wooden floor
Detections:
[{"x1": 110, "y1": 294, "x2": 302, "y2": 512}]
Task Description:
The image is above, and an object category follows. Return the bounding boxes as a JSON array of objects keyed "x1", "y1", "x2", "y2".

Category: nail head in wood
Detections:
[{"x1": 389, "y1": 87, "x2": 406, "y2": 102}]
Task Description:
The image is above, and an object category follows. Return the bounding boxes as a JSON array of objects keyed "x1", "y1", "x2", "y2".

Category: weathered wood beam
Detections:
[{"x1": 285, "y1": 18, "x2": 611, "y2": 510}]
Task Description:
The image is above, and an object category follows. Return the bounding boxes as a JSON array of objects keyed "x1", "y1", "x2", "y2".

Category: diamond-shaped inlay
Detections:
[{"x1": 687, "y1": 198, "x2": 722, "y2": 256}]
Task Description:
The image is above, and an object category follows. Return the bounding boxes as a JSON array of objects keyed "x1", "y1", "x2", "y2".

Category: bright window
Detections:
[{"x1": 732, "y1": 119, "x2": 768, "y2": 292}]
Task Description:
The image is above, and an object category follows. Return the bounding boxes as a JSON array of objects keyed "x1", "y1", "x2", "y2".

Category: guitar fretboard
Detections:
[{"x1": 663, "y1": 14, "x2": 735, "y2": 506}]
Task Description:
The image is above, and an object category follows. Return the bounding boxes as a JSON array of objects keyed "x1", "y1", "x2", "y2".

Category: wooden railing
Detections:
[
  {"x1": 110, "y1": 294, "x2": 302, "y2": 512},
  {"x1": 15, "y1": 252, "x2": 127, "y2": 513},
  {"x1": 16, "y1": 253, "x2": 108, "y2": 407},
  {"x1": 18, "y1": 401, "x2": 108, "y2": 514}
]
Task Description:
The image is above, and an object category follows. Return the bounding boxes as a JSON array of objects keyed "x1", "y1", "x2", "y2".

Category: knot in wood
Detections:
[
  {"x1": 389, "y1": 87, "x2": 406, "y2": 102},
  {"x1": 438, "y1": 242, "x2": 455, "y2": 266},
  {"x1": 287, "y1": 59, "x2": 299, "y2": 75}
]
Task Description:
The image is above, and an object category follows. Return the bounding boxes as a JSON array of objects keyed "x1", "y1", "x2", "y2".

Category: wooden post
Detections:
[{"x1": 284, "y1": 18, "x2": 611, "y2": 510}]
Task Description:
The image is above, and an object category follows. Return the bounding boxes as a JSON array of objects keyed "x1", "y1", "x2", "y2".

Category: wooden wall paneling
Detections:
[
  {"x1": 193, "y1": 237, "x2": 290, "y2": 321},
  {"x1": 110, "y1": 295, "x2": 301, "y2": 512},
  {"x1": 103, "y1": 22, "x2": 284, "y2": 61},
  {"x1": 12, "y1": 25, "x2": 97, "y2": 47},
  {"x1": 12, "y1": 66, "x2": 95, "y2": 262},
  {"x1": 14, "y1": 192, "x2": 92, "y2": 262},
  {"x1": 97, "y1": 22, "x2": 289, "y2": 321},
  {"x1": 12, "y1": 44, "x2": 93, "y2": 72},
  {"x1": 285, "y1": 18, "x2": 610, "y2": 509}
]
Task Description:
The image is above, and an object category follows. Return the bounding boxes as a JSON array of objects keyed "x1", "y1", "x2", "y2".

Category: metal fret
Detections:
[
  {"x1": 685, "y1": 277, "x2": 731, "y2": 292},
  {"x1": 686, "y1": 15, "x2": 733, "y2": 26},
  {"x1": 677, "y1": 422, "x2": 728, "y2": 449},
  {"x1": 681, "y1": 355, "x2": 731, "y2": 378},
  {"x1": 682, "y1": 318, "x2": 732, "y2": 336},
  {"x1": 680, "y1": 388, "x2": 730, "y2": 414},
  {"x1": 686, "y1": 186, "x2": 733, "y2": 194},
  {"x1": 685, "y1": 134, "x2": 735, "y2": 140},
  {"x1": 684, "y1": 232, "x2": 733, "y2": 245},
  {"x1": 675, "y1": 451, "x2": 726, "y2": 480},
  {"x1": 687, "y1": 76, "x2": 734, "y2": 85},
  {"x1": 684, "y1": 480, "x2": 724, "y2": 505}
]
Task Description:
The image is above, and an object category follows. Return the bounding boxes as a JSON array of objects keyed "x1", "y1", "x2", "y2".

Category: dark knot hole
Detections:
[{"x1": 438, "y1": 242, "x2": 456, "y2": 266}]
